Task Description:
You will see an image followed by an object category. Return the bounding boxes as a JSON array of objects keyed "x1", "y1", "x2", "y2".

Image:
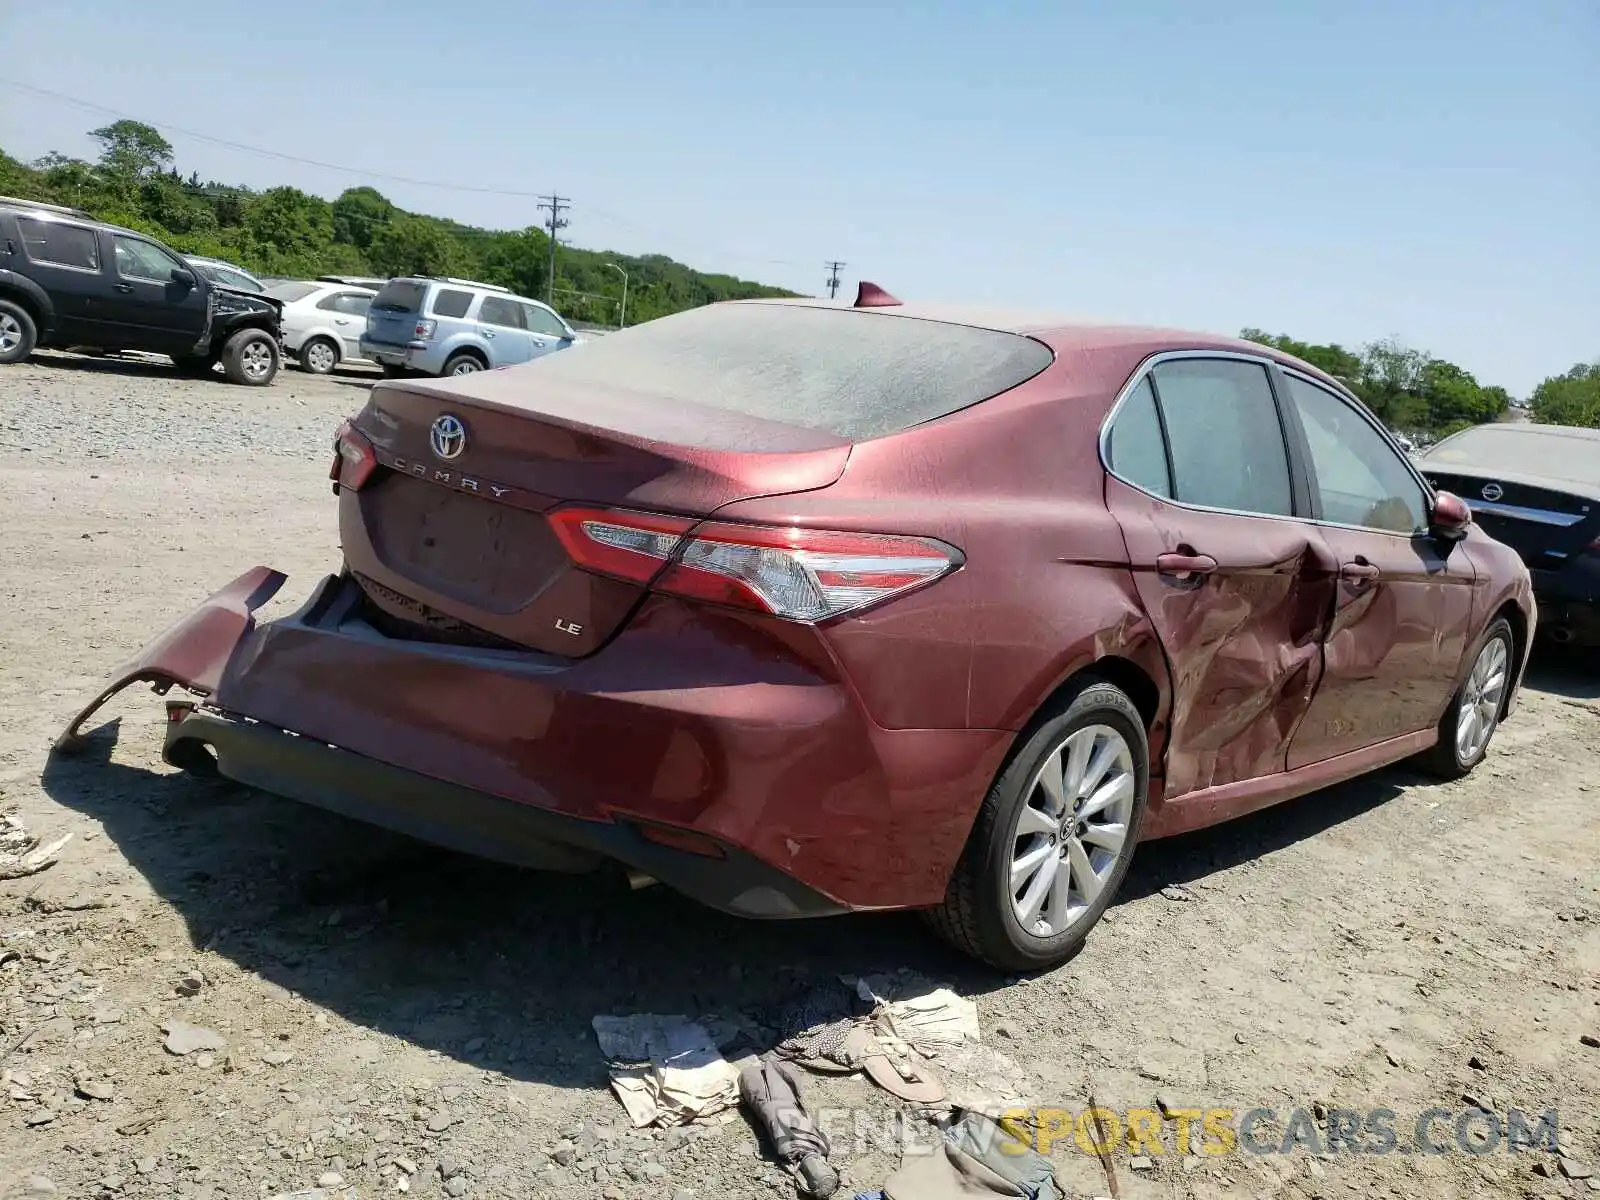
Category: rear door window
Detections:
[
  {"x1": 478, "y1": 296, "x2": 525, "y2": 328},
  {"x1": 1150, "y1": 358, "x2": 1294, "y2": 517},
  {"x1": 430, "y1": 288, "x2": 473, "y2": 319},
  {"x1": 17, "y1": 217, "x2": 100, "y2": 270},
  {"x1": 1106, "y1": 377, "x2": 1172, "y2": 498}
]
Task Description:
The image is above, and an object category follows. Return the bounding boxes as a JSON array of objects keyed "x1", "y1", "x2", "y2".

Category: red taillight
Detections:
[
  {"x1": 330, "y1": 419, "x2": 378, "y2": 492},
  {"x1": 414, "y1": 319, "x2": 437, "y2": 340},
  {"x1": 549, "y1": 506, "x2": 961, "y2": 622}
]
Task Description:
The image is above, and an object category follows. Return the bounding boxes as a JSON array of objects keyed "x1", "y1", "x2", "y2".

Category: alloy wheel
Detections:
[
  {"x1": 1009, "y1": 723, "x2": 1136, "y2": 938},
  {"x1": 240, "y1": 340, "x2": 273, "y2": 381},
  {"x1": 305, "y1": 342, "x2": 336, "y2": 373},
  {"x1": 450, "y1": 358, "x2": 482, "y2": 376},
  {"x1": 0, "y1": 313, "x2": 20, "y2": 355},
  {"x1": 1455, "y1": 635, "x2": 1509, "y2": 762}
]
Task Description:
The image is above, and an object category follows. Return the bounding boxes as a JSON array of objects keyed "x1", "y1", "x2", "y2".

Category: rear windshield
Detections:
[
  {"x1": 520, "y1": 303, "x2": 1054, "y2": 440},
  {"x1": 371, "y1": 281, "x2": 427, "y2": 313},
  {"x1": 1425, "y1": 425, "x2": 1600, "y2": 488},
  {"x1": 267, "y1": 281, "x2": 320, "y2": 303}
]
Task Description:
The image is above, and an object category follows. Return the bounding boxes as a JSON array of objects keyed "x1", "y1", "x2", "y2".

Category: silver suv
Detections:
[{"x1": 360, "y1": 276, "x2": 579, "y2": 378}]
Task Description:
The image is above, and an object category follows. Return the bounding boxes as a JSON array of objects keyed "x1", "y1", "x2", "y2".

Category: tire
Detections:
[
  {"x1": 172, "y1": 354, "x2": 218, "y2": 377},
  {"x1": 1419, "y1": 617, "x2": 1515, "y2": 780},
  {"x1": 299, "y1": 336, "x2": 339, "y2": 375},
  {"x1": 443, "y1": 351, "x2": 485, "y2": 377},
  {"x1": 925, "y1": 679, "x2": 1149, "y2": 971},
  {"x1": 0, "y1": 300, "x2": 38, "y2": 365},
  {"x1": 220, "y1": 327, "x2": 280, "y2": 386}
]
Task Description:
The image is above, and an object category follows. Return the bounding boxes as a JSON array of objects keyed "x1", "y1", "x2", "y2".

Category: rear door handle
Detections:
[
  {"x1": 1340, "y1": 561, "x2": 1380, "y2": 582},
  {"x1": 1156, "y1": 552, "x2": 1218, "y2": 579},
  {"x1": 112, "y1": 283, "x2": 134, "y2": 293}
]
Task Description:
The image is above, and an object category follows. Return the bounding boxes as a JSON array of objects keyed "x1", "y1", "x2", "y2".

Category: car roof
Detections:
[{"x1": 728, "y1": 296, "x2": 1352, "y2": 393}]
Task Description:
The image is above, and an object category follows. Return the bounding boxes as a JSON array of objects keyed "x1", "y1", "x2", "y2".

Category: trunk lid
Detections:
[
  {"x1": 342, "y1": 370, "x2": 852, "y2": 656},
  {"x1": 1420, "y1": 464, "x2": 1600, "y2": 570}
]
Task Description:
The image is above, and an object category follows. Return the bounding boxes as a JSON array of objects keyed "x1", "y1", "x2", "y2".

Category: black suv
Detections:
[{"x1": 0, "y1": 197, "x2": 283, "y2": 386}]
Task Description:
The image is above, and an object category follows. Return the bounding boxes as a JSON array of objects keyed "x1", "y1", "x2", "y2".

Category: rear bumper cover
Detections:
[
  {"x1": 57, "y1": 568, "x2": 1011, "y2": 915},
  {"x1": 1530, "y1": 557, "x2": 1600, "y2": 644},
  {"x1": 163, "y1": 707, "x2": 844, "y2": 918}
]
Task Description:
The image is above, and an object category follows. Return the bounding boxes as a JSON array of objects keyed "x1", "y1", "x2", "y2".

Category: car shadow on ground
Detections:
[
  {"x1": 1523, "y1": 640, "x2": 1600, "y2": 701},
  {"x1": 38, "y1": 639, "x2": 1571, "y2": 1091},
  {"x1": 29, "y1": 349, "x2": 193, "y2": 380}
]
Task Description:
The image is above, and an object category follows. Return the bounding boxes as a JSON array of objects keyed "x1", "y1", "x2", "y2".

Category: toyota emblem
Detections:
[
  {"x1": 430, "y1": 414, "x2": 467, "y2": 460},
  {"x1": 1480, "y1": 482, "x2": 1504, "y2": 502}
]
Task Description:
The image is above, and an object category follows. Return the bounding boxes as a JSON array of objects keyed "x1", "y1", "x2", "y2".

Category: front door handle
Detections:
[
  {"x1": 112, "y1": 283, "x2": 134, "y2": 293},
  {"x1": 1340, "y1": 561, "x2": 1380, "y2": 583},
  {"x1": 482, "y1": 330, "x2": 496, "y2": 339},
  {"x1": 1156, "y1": 551, "x2": 1218, "y2": 579}
]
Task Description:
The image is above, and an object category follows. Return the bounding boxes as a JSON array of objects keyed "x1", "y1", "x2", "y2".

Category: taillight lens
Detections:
[
  {"x1": 549, "y1": 507, "x2": 961, "y2": 622},
  {"x1": 330, "y1": 419, "x2": 378, "y2": 492},
  {"x1": 414, "y1": 319, "x2": 437, "y2": 339}
]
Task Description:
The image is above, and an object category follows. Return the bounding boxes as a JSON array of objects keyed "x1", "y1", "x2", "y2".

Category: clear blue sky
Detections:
[{"x1": 3, "y1": 0, "x2": 1595, "y2": 395}]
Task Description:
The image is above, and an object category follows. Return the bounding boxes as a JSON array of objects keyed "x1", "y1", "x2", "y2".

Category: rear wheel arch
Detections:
[{"x1": 445, "y1": 345, "x2": 488, "y2": 369}]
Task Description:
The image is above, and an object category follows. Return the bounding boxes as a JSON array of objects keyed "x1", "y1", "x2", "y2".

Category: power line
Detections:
[
  {"x1": 2, "y1": 76, "x2": 812, "y2": 273},
  {"x1": 537, "y1": 195, "x2": 570, "y2": 305},
  {"x1": 825, "y1": 261, "x2": 846, "y2": 300}
]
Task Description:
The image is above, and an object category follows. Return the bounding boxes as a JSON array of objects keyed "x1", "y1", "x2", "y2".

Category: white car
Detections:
[
  {"x1": 266, "y1": 280, "x2": 378, "y2": 374},
  {"x1": 184, "y1": 256, "x2": 267, "y2": 294}
]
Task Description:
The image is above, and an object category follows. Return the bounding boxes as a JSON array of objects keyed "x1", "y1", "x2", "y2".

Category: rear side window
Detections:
[
  {"x1": 478, "y1": 296, "x2": 524, "y2": 328},
  {"x1": 371, "y1": 281, "x2": 426, "y2": 313},
  {"x1": 1151, "y1": 359, "x2": 1293, "y2": 516},
  {"x1": 17, "y1": 217, "x2": 100, "y2": 270},
  {"x1": 431, "y1": 288, "x2": 473, "y2": 319},
  {"x1": 1106, "y1": 377, "x2": 1172, "y2": 498},
  {"x1": 514, "y1": 302, "x2": 1054, "y2": 441}
]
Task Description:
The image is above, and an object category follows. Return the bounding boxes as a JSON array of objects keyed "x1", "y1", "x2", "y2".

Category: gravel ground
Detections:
[{"x1": 0, "y1": 351, "x2": 1597, "y2": 1200}]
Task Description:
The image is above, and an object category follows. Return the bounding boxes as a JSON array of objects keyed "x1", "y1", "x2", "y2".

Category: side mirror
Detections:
[
  {"x1": 1430, "y1": 490, "x2": 1472, "y2": 541},
  {"x1": 170, "y1": 267, "x2": 196, "y2": 287}
]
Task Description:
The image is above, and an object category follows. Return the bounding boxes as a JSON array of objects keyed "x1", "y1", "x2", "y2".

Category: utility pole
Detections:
[
  {"x1": 537, "y1": 194, "x2": 570, "y2": 305},
  {"x1": 825, "y1": 261, "x2": 846, "y2": 300}
]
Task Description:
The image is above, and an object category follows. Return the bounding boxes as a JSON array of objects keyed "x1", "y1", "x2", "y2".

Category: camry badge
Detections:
[{"x1": 430, "y1": 414, "x2": 467, "y2": 460}]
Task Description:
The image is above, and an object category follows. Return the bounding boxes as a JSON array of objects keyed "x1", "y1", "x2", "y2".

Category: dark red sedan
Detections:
[{"x1": 63, "y1": 287, "x2": 1535, "y2": 970}]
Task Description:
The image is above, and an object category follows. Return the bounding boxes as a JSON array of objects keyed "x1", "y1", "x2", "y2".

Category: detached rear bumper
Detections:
[
  {"x1": 57, "y1": 568, "x2": 1010, "y2": 915},
  {"x1": 162, "y1": 706, "x2": 844, "y2": 918}
]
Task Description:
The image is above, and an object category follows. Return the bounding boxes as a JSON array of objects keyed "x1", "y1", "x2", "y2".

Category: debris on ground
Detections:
[
  {"x1": 0, "y1": 815, "x2": 72, "y2": 880},
  {"x1": 738, "y1": 1055, "x2": 839, "y2": 1197},
  {"x1": 161, "y1": 1019, "x2": 226, "y2": 1056},
  {"x1": 592, "y1": 1013, "x2": 742, "y2": 1128}
]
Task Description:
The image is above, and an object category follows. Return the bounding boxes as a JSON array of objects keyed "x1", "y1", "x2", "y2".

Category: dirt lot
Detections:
[{"x1": 0, "y1": 351, "x2": 1597, "y2": 1200}]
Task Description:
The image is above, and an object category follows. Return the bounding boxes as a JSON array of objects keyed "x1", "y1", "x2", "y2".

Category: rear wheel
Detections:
[
  {"x1": 443, "y1": 351, "x2": 485, "y2": 377},
  {"x1": 925, "y1": 679, "x2": 1148, "y2": 971},
  {"x1": 299, "y1": 336, "x2": 339, "y2": 375},
  {"x1": 1420, "y1": 618, "x2": 1514, "y2": 780},
  {"x1": 0, "y1": 301, "x2": 37, "y2": 365},
  {"x1": 221, "y1": 328, "x2": 279, "y2": 386}
]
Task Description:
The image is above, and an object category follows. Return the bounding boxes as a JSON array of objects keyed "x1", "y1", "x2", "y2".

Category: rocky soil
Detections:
[{"x1": 0, "y1": 351, "x2": 1597, "y2": 1200}]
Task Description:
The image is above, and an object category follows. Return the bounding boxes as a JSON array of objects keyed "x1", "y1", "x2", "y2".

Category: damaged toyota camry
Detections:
[{"x1": 59, "y1": 286, "x2": 1536, "y2": 970}]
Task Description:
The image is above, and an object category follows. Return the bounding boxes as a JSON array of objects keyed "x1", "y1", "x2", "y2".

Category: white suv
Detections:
[{"x1": 267, "y1": 280, "x2": 378, "y2": 374}]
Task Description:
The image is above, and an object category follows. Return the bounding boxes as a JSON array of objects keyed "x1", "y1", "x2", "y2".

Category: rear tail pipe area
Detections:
[{"x1": 1547, "y1": 625, "x2": 1575, "y2": 645}]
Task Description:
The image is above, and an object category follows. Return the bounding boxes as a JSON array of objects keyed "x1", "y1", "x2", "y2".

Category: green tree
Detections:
[
  {"x1": 89, "y1": 120, "x2": 174, "y2": 195},
  {"x1": 331, "y1": 186, "x2": 394, "y2": 249},
  {"x1": 244, "y1": 187, "x2": 334, "y2": 271},
  {"x1": 1530, "y1": 363, "x2": 1600, "y2": 429},
  {"x1": 367, "y1": 215, "x2": 463, "y2": 277}
]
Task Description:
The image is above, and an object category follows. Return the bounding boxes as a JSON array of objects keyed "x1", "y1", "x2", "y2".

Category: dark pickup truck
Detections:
[{"x1": 0, "y1": 196, "x2": 283, "y2": 385}]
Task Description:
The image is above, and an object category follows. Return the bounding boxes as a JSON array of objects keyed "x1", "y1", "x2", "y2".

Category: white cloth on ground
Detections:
[{"x1": 592, "y1": 1013, "x2": 742, "y2": 1128}]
